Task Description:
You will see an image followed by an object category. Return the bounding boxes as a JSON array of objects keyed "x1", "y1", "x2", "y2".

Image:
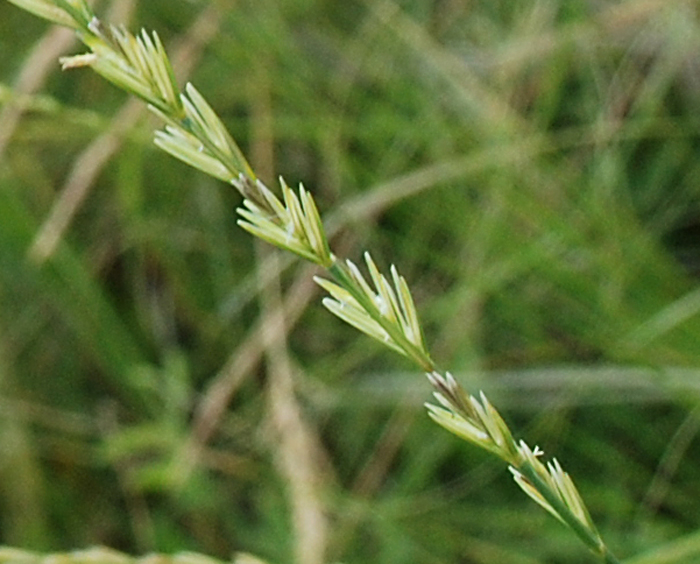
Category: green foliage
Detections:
[{"x1": 2, "y1": 0, "x2": 700, "y2": 563}]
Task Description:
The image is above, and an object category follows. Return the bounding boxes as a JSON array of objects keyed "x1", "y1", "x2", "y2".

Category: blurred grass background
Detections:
[{"x1": 2, "y1": 0, "x2": 700, "y2": 562}]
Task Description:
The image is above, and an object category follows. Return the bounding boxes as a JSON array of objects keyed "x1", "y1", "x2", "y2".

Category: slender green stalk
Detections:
[{"x1": 4, "y1": 1, "x2": 623, "y2": 561}]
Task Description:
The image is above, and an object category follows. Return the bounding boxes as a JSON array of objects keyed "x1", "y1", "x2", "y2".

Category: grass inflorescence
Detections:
[{"x1": 2, "y1": 1, "x2": 700, "y2": 563}]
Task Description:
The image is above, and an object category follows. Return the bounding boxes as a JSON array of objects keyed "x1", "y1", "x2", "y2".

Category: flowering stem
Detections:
[
  {"x1": 327, "y1": 260, "x2": 436, "y2": 373},
  {"x1": 517, "y1": 461, "x2": 619, "y2": 563},
  {"x1": 4, "y1": 1, "x2": 624, "y2": 561}
]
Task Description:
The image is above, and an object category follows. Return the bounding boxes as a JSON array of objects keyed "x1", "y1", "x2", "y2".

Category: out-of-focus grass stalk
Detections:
[
  {"x1": 4, "y1": 1, "x2": 622, "y2": 562},
  {"x1": 0, "y1": 546, "x2": 268, "y2": 564}
]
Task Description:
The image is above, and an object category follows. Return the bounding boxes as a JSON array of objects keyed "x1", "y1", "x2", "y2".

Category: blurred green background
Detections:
[{"x1": 2, "y1": 0, "x2": 700, "y2": 562}]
